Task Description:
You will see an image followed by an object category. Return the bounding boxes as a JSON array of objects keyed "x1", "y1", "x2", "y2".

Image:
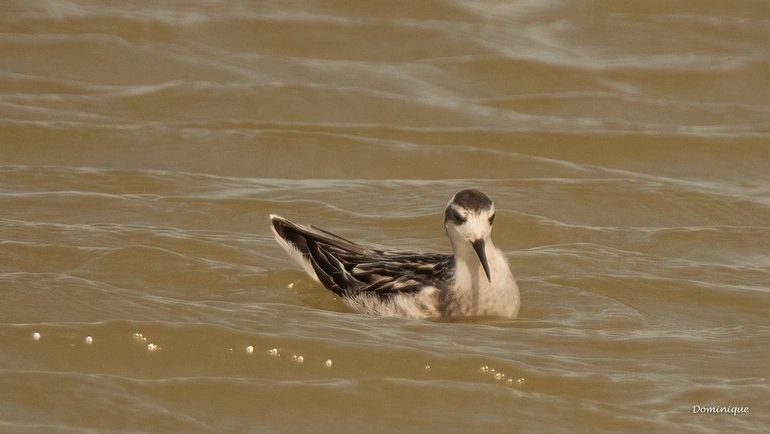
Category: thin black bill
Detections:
[{"x1": 471, "y1": 239, "x2": 491, "y2": 282}]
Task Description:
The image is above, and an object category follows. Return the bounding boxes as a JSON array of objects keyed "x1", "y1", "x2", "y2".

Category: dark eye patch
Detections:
[
  {"x1": 488, "y1": 213, "x2": 495, "y2": 225},
  {"x1": 444, "y1": 207, "x2": 467, "y2": 225}
]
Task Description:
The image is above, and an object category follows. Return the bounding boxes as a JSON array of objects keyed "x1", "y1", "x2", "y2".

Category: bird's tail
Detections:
[{"x1": 269, "y1": 214, "x2": 367, "y2": 285}]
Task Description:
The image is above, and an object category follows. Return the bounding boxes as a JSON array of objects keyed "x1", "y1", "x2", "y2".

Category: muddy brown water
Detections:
[{"x1": 1, "y1": 1, "x2": 769, "y2": 432}]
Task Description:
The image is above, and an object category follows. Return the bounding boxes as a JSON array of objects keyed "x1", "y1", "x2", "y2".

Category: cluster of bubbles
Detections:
[
  {"x1": 479, "y1": 365, "x2": 526, "y2": 387},
  {"x1": 31, "y1": 330, "x2": 158, "y2": 352},
  {"x1": 30, "y1": 332, "x2": 524, "y2": 389},
  {"x1": 245, "y1": 345, "x2": 333, "y2": 369},
  {"x1": 132, "y1": 332, "x2": 160, "y2": 352}
]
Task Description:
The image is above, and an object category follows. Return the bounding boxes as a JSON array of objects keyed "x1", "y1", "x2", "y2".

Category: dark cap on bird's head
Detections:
[{"x1": 451, "y1": 189, "x2": 493, "y2": 211}]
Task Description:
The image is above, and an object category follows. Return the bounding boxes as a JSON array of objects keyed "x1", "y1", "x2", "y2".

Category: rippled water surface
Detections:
[{"x1": 2, "y1": 1, "x2": 770, "y2": 432}]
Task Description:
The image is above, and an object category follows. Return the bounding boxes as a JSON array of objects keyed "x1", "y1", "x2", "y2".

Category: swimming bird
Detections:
[{"x1": 270, "y1": 189, "x2": 520, "y2": 319}]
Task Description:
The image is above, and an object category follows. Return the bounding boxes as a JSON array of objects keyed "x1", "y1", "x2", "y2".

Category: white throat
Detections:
[{"x1": 448, "y1": 234, "x2": 520, "y2": 317}]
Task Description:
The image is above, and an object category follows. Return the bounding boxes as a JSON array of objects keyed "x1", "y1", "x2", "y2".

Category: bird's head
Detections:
[{"x1": 444, "y1": 189, "x2": 496, "y2": 282}]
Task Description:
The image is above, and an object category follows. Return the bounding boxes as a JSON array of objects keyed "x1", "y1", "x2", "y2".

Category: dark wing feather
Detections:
[{"x1": 271, "y1": 215, "x2": 453, "y2": 298}]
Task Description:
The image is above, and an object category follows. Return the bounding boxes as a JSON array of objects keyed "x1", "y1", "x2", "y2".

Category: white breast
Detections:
[{"x1": 452, "y1": 245, "x2": 520, "y2": 318}]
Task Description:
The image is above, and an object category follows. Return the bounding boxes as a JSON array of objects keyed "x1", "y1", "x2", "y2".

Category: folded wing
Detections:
[{"x1": 270, "y1": 214, "x2": 453, "y2": 298}]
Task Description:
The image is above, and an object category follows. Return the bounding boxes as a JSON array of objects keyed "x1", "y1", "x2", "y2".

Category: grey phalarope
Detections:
[{"x1": 270, "y1": 189, "x2": 520, "y2": 319}]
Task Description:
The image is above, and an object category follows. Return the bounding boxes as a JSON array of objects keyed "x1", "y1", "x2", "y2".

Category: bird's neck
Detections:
[
  {"x1": 451, "y1": 236, "x2": 499, "y2": 284},
  {"x1": 449, "y1": 236, "x2": 519, "y2": 317}
]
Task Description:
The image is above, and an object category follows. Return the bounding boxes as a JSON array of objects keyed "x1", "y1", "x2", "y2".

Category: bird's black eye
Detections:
[
  {"x1": 445, "y1": 207, "x2": 467, "y2": 225},
  {"x1": 488, "y1": 213, "x2": 495, "y2": 225}
]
